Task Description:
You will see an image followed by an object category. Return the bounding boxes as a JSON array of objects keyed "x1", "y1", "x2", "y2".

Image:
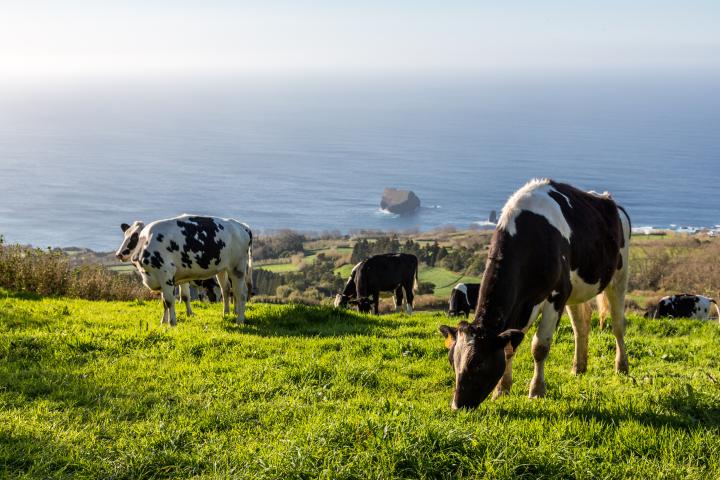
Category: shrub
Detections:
[{"x1": 0, "y1": 239, "x2": 151, "y2": 300}]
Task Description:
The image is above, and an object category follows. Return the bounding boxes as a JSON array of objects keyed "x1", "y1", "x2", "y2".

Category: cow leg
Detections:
[
  {"x1": 230, "y1": 268, "x2": 248, "y2": 325},
  {"x1": 179, "y1": 283, "x2": 194, "y2": 317},
  {"x1": 529, "y1": 302, "x2": 563, "y2": 398},
  {"x1": 493, "y1": 344, "x2": 517, "y2": 399},
  {"x1": 373, "y1": 293, "x2": 380, "y2": 315},
  {"x1": 217, "y1": 271, "x2": 231, "y2": 316},
  {"x1": 494, "y1": 302, "x2": 541, "y2": 399},
  {"x1": 161, "y1": 302, "x2": 169, "y2": 325},
  {"x1": 404, "y1": 282, "x2": 414, "y2": 315},
  {"x1": 161, "y1": 285, "x2": 177, "y2": 327},
  {"x1": 394, "y1": 286, "x2": 403, "y2": 313},
  {"x1": 567, "y1": 302, "x2": 591, "y2": 375},
  {"x1": 604, "y1": 284, "x2": 629, "y2": 374}
]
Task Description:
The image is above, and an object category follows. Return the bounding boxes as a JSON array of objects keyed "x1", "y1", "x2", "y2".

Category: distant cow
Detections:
[
  {"x1": 174, "y1": 278, "x2": 224, "y2": 317},
  {"x1": 448, "y1": 283, "x2": 481, "y2": 317},
  {"x1": 334, "y1": 253, "x2": 418, "y2": 314},
  {"x1": 115, "y1": 215, "x2": 252, "y2": 326},
  {"x1": 651, "y1": 294, "x2": 719, "y2": 320},
  {"x1": 440, "y1": 179, "x2": 631, "y2": 409}
]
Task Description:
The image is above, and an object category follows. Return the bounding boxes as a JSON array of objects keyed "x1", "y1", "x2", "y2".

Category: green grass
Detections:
[
  {"x1": 257, "y1": 263, "x2": 300, "y2": 273},
  {"x1": 334, "y1": 263, "x2": 356, "y2": 279},
  {"x1": 419, "y1": 267, "x2": 482, "y2": 297},
  {"x1": 3, "y1": 292, "x2": 720, "y2": 479}
]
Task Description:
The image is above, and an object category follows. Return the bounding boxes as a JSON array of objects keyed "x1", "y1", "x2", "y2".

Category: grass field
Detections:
[{"x1": 2, "y1": 292, "x2": 720, "y2": 479}]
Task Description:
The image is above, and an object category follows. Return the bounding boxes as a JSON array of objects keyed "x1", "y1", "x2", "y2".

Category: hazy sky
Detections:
[{"x1": 2, "y1": 1, "x2": 719, "y2": 80}]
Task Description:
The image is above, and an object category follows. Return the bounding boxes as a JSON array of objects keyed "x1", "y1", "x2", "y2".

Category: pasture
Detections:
[{"x1": 2, "y1": 293, "x2": 720, "y2": 479}]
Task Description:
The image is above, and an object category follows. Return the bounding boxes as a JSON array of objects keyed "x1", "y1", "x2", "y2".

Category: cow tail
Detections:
[
  {"x1": 413, "y1": 257, "x2": 419, "y2": 293},
  {"x1": 712, "y1": 299, "x2": 720, "y2": 323},
  {"x1": 246, "y1": 228, "x2": 254, "y2": 295}
]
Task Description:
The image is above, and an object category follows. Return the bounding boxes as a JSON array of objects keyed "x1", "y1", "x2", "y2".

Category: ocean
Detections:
[{"x1": 0, "y1": 73, "x2": 718, "y2": 251}]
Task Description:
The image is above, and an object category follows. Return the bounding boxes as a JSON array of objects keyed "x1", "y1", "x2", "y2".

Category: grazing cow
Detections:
[
  {"x1": 439, "y1": 179, "x2": 631, "y2": 409},
  {"x1": 651, "y1": 294, "x2": 719, "y2": 320},
  {"x1": 174, "y1": 278, "x2": 224, "y2": 317},
  {"x1": 448, "y1": 283, "x2": 481, "y2": 317},
  {"x1": 193, "y1": 278, "x2": 224, "y2": 303},
  {"x1": 335, "y1": 253, "x2": 418, "y2": 314},
  {"x1": 115, "y1": 215, "x2": 253, "y2": 326}
]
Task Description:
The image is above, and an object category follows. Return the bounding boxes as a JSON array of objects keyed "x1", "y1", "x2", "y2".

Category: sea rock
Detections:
[
  {"x1": 489, "y1": 210, "x2": 498, "y2": 224},
  {"x1": 380, "y1": 188, "x2": 421, "y2": 215}
]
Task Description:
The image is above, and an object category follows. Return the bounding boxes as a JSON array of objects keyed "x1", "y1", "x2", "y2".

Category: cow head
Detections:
[
  {"x1": 334, "y1": 294, "x2": 351, "y2": 308},
  {"x1": 115, "y1": 221, "x2": 145, "y2": 261},
  {"x1": 439, "y1": 322, "x2": 523, "y2": 410}
]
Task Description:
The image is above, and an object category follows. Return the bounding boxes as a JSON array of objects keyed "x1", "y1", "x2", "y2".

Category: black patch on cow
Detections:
[
  {"x1": 150, "y1": 251, "x2": 164, "y2": 269},
  {"x1": 126, "y1": 232, "x2": 139, "y2": 252},
  {"x1": 166, "y1": 280, "x2": 174, "y2": 287},
  {"x1": 181, "y1": 251, "x2": 192, "y2": 268},
  {"x1": 176, "y1": 217, "x2": 226, "y2": 270},
  {"x1": 167, "y1": 240, "x2": 180, "y2": 253},
  {"x1": 140, "y1": 249, "x2": 151, "y2": 265},
  {"x1": 156, "y1": 233, "x2": 164, "y2": 242}
]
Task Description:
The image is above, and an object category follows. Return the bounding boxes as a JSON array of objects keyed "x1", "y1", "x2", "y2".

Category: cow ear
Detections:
[
  {"x1": 121, "y1": 223, "x2": 131, "y2": 232},
  {"x1": 439, "y1": 325, "x2": 457, "y2": 349},
  {"x1": 492, "y1": 329, "x2": 524, "y2": 350}
]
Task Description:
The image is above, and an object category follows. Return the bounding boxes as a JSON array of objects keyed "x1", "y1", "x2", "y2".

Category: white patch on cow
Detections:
[
  {"x1": 453, "y1": 330, "x2": 476, "y2": 376},
  {"x1": 497, "y1": 178, "x2": 572, "y2": 241},
  {"x1": 692, "y1": 296, "x2": 713, "y2": 320},
  {"x1": 454, "y1": 283, "x2": 468, "y2": 295},
  {"x1": 566, "y1": 270, "x2": 601, "y2": 305}
]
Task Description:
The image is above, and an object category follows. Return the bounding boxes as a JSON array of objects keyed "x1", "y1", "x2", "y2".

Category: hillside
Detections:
[{"x1": 2, "y1": 293, "x2": 720, "y2": 478}]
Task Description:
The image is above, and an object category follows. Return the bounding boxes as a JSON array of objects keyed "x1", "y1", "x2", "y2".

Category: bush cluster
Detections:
[{"x1": 0, "y1": 237, "x2": 152, "y2": 301}]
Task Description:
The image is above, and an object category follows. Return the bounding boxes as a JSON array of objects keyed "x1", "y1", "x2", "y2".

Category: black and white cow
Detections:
[
  {"x1": 193, "y1": 278, "x2": 224, "y2": 303},
  {"x1": 448, "y1": 283, "x2": 481, "y2": 317},
  {"x1": 651, "y1": 294, "x2": 719, "y2": 320},
  {"x1": 115, "y1": 215, "x2": 253, "y2": 326},
  {"x1": 173, "y1": 279, "x2": 223, "y2": 317},
  {"x1": 334, "y1": 253, "x2": 418, "y2": 315},
  {"x1": 439, "y1": 179, "x2": 631, "y2": 409}
]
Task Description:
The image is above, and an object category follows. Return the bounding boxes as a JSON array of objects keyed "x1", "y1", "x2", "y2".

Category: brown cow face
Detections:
[{"x1": 439, "y1": 322, "x2": 523, "y2": 409}]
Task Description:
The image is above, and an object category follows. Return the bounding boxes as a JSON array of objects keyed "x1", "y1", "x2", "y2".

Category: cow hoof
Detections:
[
  {"x1": 492, "y1": 388, "x2": 511, "y2": 400},
  {"x1": 571, "y1": 364, "x2": 587, "y2": 375},
  {"x1": 615, "y1": 360, "x2": 629, "y2": 375},
  {"x1": 529, "y1": 383, "x2": 546, "y2": 398}
]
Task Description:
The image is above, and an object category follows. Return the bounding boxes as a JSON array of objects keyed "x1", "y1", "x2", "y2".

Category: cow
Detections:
[
  {"x1": 115, "y1": 214, "x2": 253, "y2": 326},
  {"x1": 439, "y1": 179, "x2": 631, "y2": 409},
  {"x1": 650, "y1": 294, "x2": 719, "y2": 320},
  {"x1": 192, "y1": 278, "x2": 224, "y2": 303},
  {"x1": 448, "y1": 283, "x2": 481, "y2": 317},
  {"x1": 174, "y1": 277, "x2": 225, "y2": 317},
  {"x1": 334, "y1": 253, "x2": 418, "y2": 314}
]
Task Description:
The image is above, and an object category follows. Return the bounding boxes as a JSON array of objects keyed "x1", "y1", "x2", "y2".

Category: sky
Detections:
[{"x1": 1, "y1": 1, "x2": 719, "y2": 81}]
